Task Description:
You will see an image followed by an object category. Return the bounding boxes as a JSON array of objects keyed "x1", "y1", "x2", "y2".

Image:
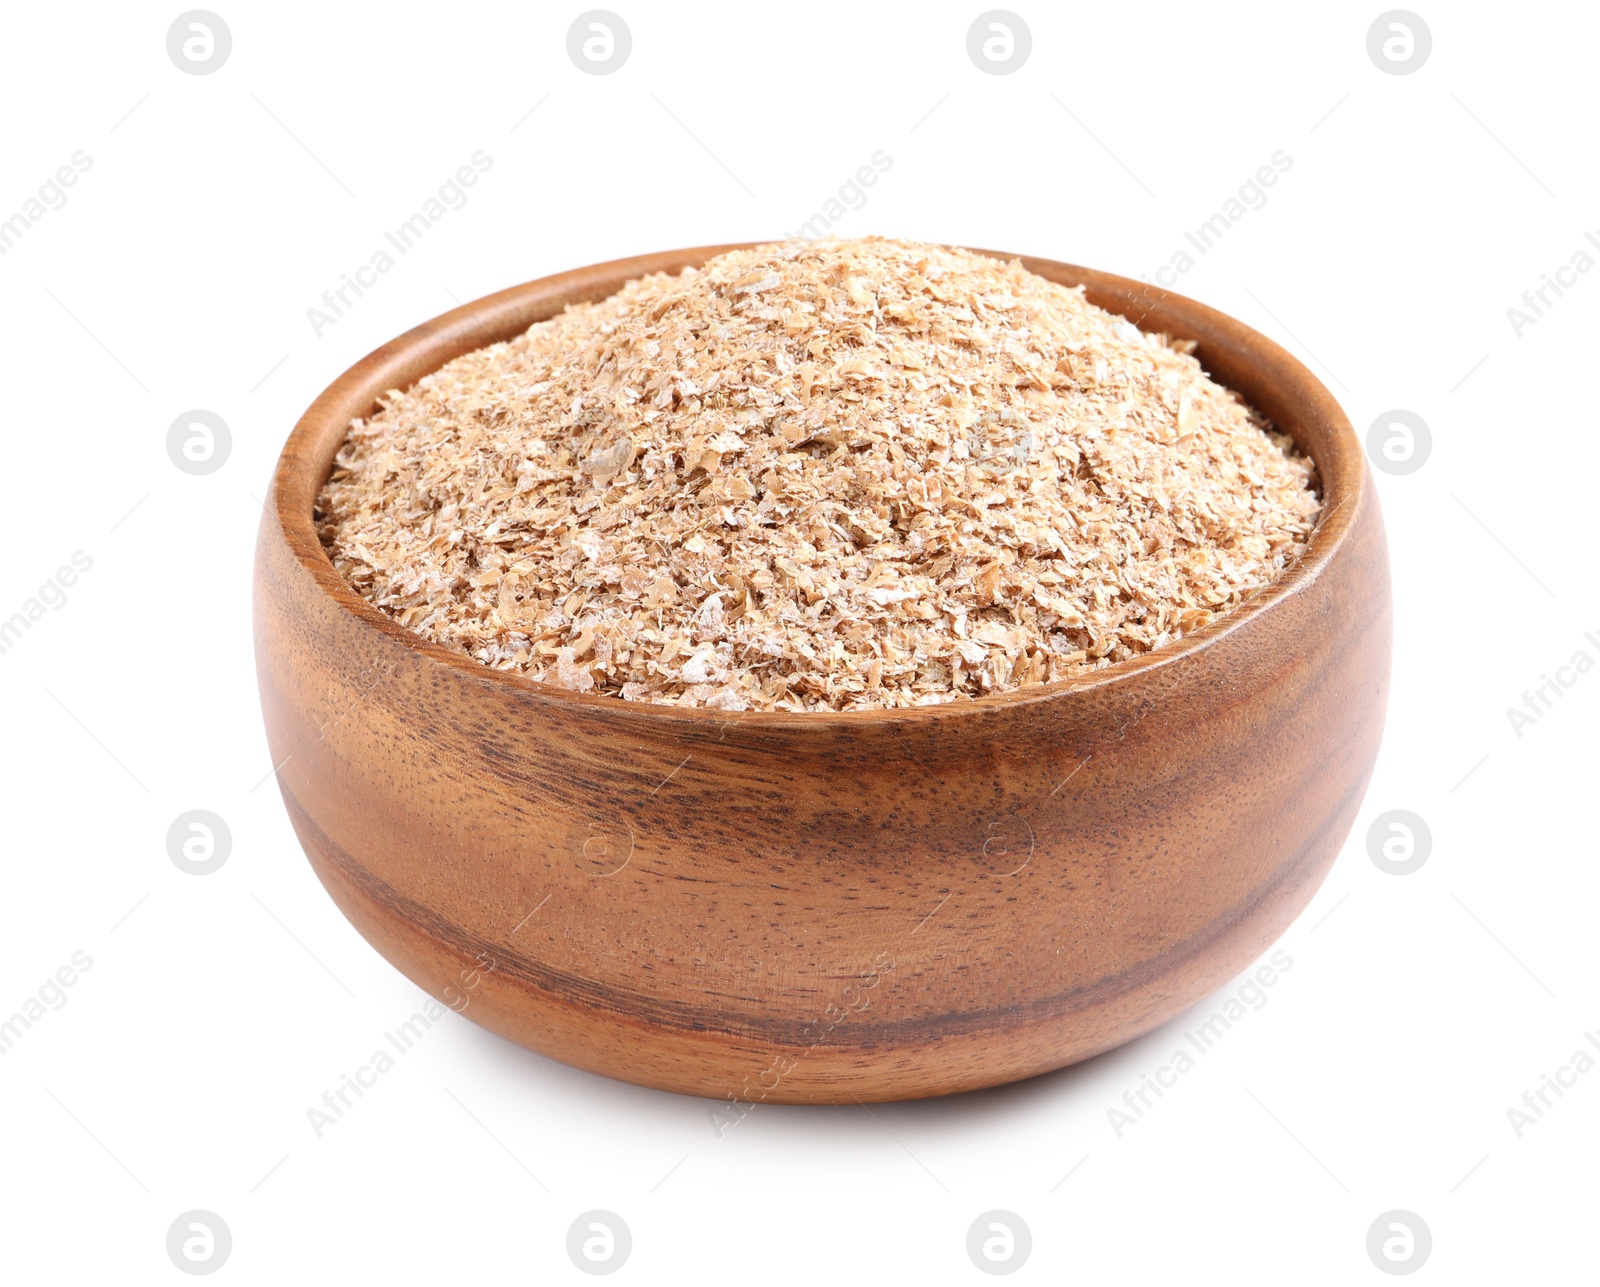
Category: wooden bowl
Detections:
[{"x1": 254, "y1": 246, "x2": 1390, "y2": 1104}]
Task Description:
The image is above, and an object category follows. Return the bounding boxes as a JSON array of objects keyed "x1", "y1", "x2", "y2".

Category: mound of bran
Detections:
[{"x1": 317, "y1": 238, "x2": 1320, "y2": 711}]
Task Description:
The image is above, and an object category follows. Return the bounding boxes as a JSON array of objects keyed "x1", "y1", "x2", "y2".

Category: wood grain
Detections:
[{"x1": 253, "y1": 247, "x2": 1391, "y2": 1103}]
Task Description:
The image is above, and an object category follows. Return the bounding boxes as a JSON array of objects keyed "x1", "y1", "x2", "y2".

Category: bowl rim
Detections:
[{"x1": 264, "y1": 242, "x2": 1368, "y2": 728}]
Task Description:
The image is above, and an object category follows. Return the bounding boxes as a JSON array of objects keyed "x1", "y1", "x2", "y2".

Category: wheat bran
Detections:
[{"x1": 316, "y1": 238, "x2": 1320, "y2": 711}]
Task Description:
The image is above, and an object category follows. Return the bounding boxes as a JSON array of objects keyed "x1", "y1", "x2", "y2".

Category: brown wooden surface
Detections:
[{"x1": 253, "y1": 246, "x2": 1391, "y2": 1103}]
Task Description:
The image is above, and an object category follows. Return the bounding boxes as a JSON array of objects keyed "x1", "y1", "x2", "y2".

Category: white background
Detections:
[{"x1": 2, "y1": 1, "x2": 1595, "y2": 1281}]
